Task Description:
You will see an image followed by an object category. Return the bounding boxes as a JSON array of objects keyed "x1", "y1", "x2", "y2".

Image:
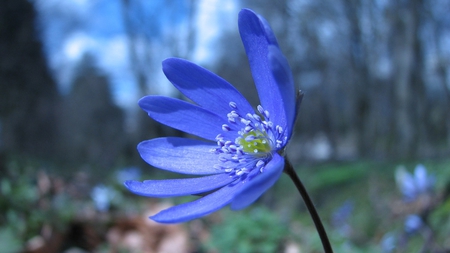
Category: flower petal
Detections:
[
  {"x1": 395, "y1": 167, "x2": 416, "y2": 201},
  {"x1": 162, "y1": 58, "x2": 254, "y2": 117},
  {"x1": 139, "y1": 95, "x2": 237, "y2": 140},
  {"x1": 124, "y1": 173, "x2": 236, "y2": 198},
  {"x1": 238, "y1": 9, "x2": 295, "y2": 135},
  {"x1": 138, "y1": 137, "x2": 221, "y2": 175},
  {"x1": 150, "y1": 183, "x2": 245, "y2": 223},
  {"x1": 268, "y1": 45, "x2": 296, "y2": 139},
  {"x1": 230, "y1": 153, "x2": 284, "y2": 210},
  {"x1": 414, "y1": 164, "x2": 428, "y2": 192}
]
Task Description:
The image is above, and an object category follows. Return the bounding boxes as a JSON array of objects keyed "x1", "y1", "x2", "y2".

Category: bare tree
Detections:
[
  {"x1": 58, "y1": 54, "x2": 125, "y2": 176},
  {"x1": 0, "y1": 0, "x2": 59, "y2": 159}
]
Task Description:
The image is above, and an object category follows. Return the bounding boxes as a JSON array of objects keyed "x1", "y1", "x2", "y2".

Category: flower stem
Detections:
[{"x1": 284, "y1": 158, "x2": 333, "y2": 253}]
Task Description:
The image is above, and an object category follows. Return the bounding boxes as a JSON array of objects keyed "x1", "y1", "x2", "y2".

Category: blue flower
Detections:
[
  {"x1": 380, "y1": 232, "x2": 397, "y2": 253},
  {"x1": 124, "y1": 9, "x2": 301, "y2": 223},
  {"x1": 331, "y1": 200, "x2": 354, "y2": 237},
  {"x1": 91, "y1": 184, "x2": 116, "y2": 212},
  {"x1": 395, "y1": 164, "x2": 435, "y2": 202},
  {"x1": 404, "y1": 214, "x2": 423, "y2": 234}
]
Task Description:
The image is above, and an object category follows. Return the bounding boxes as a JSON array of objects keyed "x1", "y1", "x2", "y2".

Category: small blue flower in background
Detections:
[
  {"x1": 395, "y1": 164, "x2": 435, "y2": 202},
  {"x1": 380, "y1": 232, "x2": 397, "y2": 253},
  {"x1": 91, "y1": 184, "x2": 116, "y2": 212},
  {"x1": 404, "y1": 214, "x2": 423, "y2": 235},
  {"x1": 331, "y1": 200, "x2": 354, "y2": 237},
  {"x1": 124, "y1": 9, "x2": 301, "y2": 223}
]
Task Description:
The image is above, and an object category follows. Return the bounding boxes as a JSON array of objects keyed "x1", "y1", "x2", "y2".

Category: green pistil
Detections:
[{"x1": 238, "y1": 130, "x2": 271, "y2": 154}]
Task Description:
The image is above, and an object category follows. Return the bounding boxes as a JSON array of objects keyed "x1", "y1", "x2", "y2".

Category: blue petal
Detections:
[
  {"x1": 396, "y1": 168, "x2": 417, "y2": 201},
  {"x1": 163, "y1": 58, "x2": 254, "y2": 117},
  {"x1": 268, "y1": 45, "x2": 296, "y2": 139},
  {"x1": 150, "y1": 182, "x2": 245, "y2": 223},
  {"x1": 414, "y1": 164, "x2": 428, "y2": 193},
  {"x1": 230, "y1": 153, "x2": 284, "y2": 210},
  {"x1": 257, "y1": 14, "x2": 279, "y2": 46},
  {"x1": 139, "y1": 96, "x2": 238, "y2": 140},
  {"x1": 138, "y1": 137, "x2": 221, "y2": 175},
  {"x1": 124, "y1": 173, "x2": 236, "y2": 197},
  {"x1": 239, "y1": 9, "x2": 294, "y2": 134}
]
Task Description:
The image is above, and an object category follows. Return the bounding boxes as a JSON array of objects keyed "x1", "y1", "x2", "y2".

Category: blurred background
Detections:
[{"x1": 1, "y1": 0, "x2": 449, "y2": 252}]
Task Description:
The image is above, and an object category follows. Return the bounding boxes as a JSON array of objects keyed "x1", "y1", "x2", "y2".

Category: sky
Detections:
[{"x1": 33, "y1": 0, "x2": 238, "y2": 109}]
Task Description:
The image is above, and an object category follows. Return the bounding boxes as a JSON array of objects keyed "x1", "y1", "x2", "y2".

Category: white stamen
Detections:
[
  {"x1": 276, "y1": 125, "x2": 283, "y2": 134},
  {"x1": 256, "y1": 160, "x2": 265, "y2": 168},
  {"x1": 241, "y1": 118, "x2": 251, "y2": 125},
  {"x1": 257, "y1": 105, "x2": 264, "y2": 114},
  {"x1": 276, "y1": 140, "x2": 283, "y2": 148},
  {"x1": 222, "y1": 124, "x2": 231, "y2": 131},
  {"x1": 245, "y1": 135, "x2": 256, "y2": 141}
]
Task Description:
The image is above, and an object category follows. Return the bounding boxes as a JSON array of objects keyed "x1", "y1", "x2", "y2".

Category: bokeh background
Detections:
[{"x1": 1, "y1": 0, "x2": 449, "y2": 252}]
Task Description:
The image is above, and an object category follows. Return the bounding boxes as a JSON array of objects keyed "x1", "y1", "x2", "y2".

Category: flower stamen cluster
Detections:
[{"x1": 211, "y1": 102, "x2": 287, "y2": 179}]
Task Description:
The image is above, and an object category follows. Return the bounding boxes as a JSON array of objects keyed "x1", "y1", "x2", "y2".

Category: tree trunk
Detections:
[{"x1": 390, "y1": 0, "x2": 425, "y2": 159}]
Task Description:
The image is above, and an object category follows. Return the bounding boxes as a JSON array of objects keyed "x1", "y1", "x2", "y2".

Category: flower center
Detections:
[
  {"x1": 237, "y1": 130, "x2": 271, "y2": 154},
  {"x1": 210, "y1": 101, "x2": 287, "y2": 179}
]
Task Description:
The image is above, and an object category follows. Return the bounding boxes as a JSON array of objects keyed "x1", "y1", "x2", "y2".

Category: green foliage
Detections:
[
  {"x1": 206, "y1": 207, "x2": 289, "y2": 253},
  {"x1": 0, "y1": 227, "x2": 22, "y2": 253},
  {"x1": 0, "y1": 161, "x2": 39, "y2": 241},
  {"x1": 302, "y1": 161, "x2": 373, "y2": 191},
  {"x1": 1, "y1": 156, "x2": 448, "y2": 252},
  {"x1": 0, "y1": 158, "x2": 76, "y2": 246}
]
